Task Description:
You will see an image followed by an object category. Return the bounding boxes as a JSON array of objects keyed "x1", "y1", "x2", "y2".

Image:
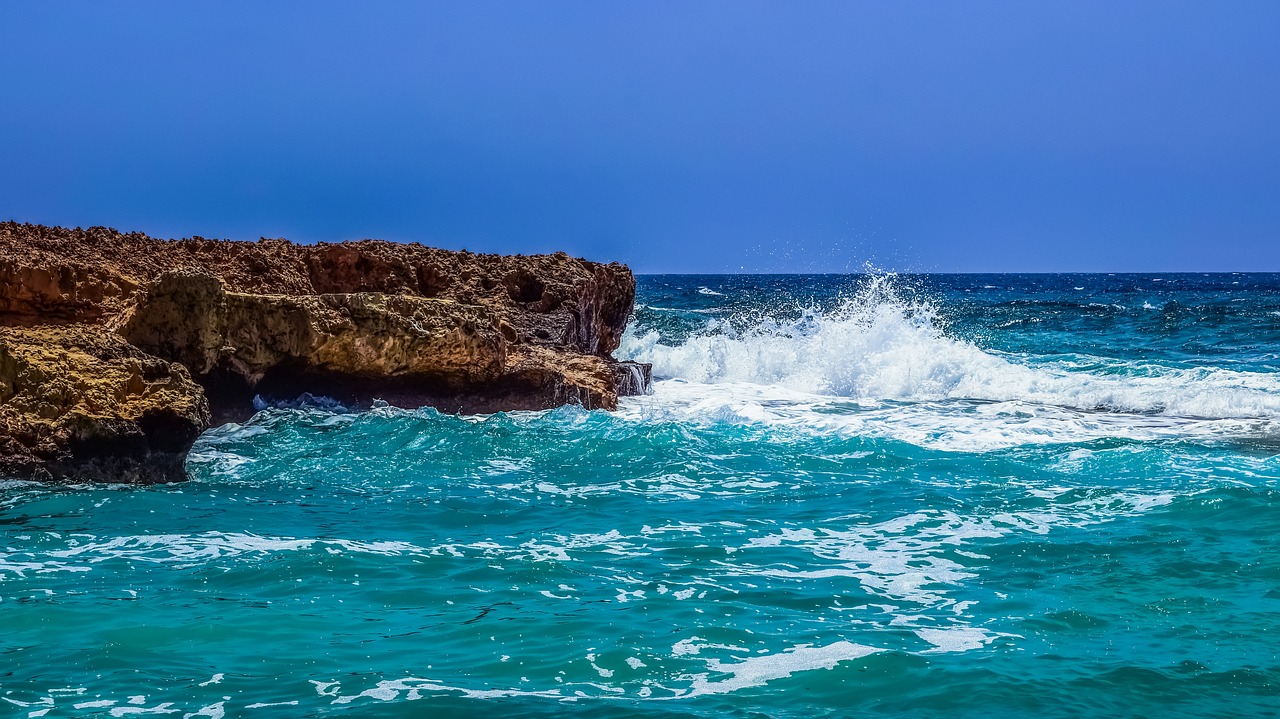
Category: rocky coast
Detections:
[{"x1": 0, "y1": 222, "x2": 650, "y2": 483}]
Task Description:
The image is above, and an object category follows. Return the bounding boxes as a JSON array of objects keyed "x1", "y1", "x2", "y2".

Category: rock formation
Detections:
[
  {"x1": 0, "y1": 222, "x2": 650, "y2": 483},
  {"x1": 0, "y1": 326, "x2": 210, "y2": 483}
]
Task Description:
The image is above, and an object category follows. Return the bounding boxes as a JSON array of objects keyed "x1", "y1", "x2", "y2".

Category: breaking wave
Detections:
[{"x1": 619, "y1": 274, "x2": 1280, "y2": 420}]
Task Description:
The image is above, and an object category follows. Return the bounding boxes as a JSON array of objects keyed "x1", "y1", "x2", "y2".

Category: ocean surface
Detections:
[{"x1": 5, "y1": 273, "x2": 1280, "y2": 718}]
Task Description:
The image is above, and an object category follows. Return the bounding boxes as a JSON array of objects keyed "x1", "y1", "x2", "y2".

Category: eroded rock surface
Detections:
[
  {"x1": 0, "y1": 222, "x2": 650, "y2": 482},
  {"x1": 0, "y1": 326, "x2": 210, "y2": 483},
  {"x1": 0, "y1": 222, "x2": 635, "y2": 357}
]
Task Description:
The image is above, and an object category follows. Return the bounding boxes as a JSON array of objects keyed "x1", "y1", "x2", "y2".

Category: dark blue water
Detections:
[{"x1": 3, "y1": 273, "x2": 1280, "y2": 717}]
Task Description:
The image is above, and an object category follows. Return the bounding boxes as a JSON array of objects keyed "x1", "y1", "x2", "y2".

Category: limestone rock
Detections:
[
  {"x1": 0, "y1": 325, "x2": 211, "y2": 483},
  {"x1": 0, "y1": 222, "x2": 651, "y2": 481},
  {"x1": 0, "y1": 222, "x2": 638, "y2": 361},
  {"x1": 119, "y1": 271, "x2": 518, "y2": 418}
]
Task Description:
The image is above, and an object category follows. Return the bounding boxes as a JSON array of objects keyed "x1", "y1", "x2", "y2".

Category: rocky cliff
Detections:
[
  {"x1": 0, "y1": 325, "x2": 210, "y2": 483},
  {"x1": 0, "y1": 222, "x2": 650, "y2": 483}
]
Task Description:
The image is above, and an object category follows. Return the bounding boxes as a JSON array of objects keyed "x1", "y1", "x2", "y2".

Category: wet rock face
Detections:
[
  {"x1": 0, "y1": 326, "x2": 211, "y2": 483},
  {"x1": 0, "y1": 222, "x2": 650, "y2": 482}
]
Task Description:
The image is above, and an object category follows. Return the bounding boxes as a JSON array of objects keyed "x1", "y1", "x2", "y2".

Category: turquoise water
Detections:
[{"x1": 4, "y1": 273, "x2": 1280, "y2": 717}]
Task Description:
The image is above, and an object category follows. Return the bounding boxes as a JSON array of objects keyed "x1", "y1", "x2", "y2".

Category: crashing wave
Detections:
[{"x1": 619, "y1": 273, "x2": 1280, "y2": 420}]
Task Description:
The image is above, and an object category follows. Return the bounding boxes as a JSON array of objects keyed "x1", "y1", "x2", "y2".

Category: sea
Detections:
[{"x1": 4, "y1": 273, "x2": 1280, "y2": 718}]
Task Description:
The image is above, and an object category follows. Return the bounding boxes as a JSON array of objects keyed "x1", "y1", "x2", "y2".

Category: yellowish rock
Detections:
[{"x1": 0, "y1": 325, "x2": 210, "y2": 483}]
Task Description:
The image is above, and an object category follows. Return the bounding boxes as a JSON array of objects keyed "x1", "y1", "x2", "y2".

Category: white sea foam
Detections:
[
  {"x1": 678, "y1": 641, "x2": 881, "y2": 698},
  {"x1": 35, "y1": 532, "x2": 422, "y2": 569},
  {"x1": 914, "y1": 627, "x2": 1000, "y2": 652},
  {"x1": 618, "y1": 274, "x2": 1280, "y2": 447},
  {"x1": 728, "y1": 483, "x2": 1182, "y2": 615},
  {"x1": 314, "y1": 641, "x2": 881, "y2": 707},
  {"x1": 328, "y1": 677, "x2": 564, "y2": 704},
  {"x1": 619, "y1": 378, "x2": 1280, "y2": 452}
]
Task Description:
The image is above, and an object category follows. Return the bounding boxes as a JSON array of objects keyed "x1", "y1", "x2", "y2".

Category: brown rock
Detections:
[
  {"x1": 0, "y1": 222, "x2": 651, "y2": 482},
  {"x1": 0, "y1": 325, "x2": 211, "y2": 483},
  {"x1": 0, "y1": 222, "x2": 638, "y2": 360},
  {"x1": 119, "y1": 271, "x2": 517, "y2": 419}
]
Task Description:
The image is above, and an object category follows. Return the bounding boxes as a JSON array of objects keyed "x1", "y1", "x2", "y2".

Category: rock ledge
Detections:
[{"x1": 0, "y1": 222, "x2": 650, "y2": 483}]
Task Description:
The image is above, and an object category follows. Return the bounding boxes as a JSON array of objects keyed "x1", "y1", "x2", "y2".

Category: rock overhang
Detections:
[{"x1": 0, "y1": 221, "x2": 651, "y2": 483}]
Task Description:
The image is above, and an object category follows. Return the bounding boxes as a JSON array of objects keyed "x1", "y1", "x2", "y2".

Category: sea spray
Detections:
[{"x1": 620, "y1": 272, "x2": 1280, "y2": 419}]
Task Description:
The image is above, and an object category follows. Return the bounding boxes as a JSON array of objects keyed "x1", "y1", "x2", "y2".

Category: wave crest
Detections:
[{"x1": 620, "y1": 274, "x2": 1280, "y2": 419}]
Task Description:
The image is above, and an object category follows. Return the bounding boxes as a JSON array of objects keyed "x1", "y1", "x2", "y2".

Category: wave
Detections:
[
  {"x1": 252, "y1": 392, "x2": 350, "y2": 413},
  {"x1": 619, "y1": 274, "x2": 1280, "y2": 421}
]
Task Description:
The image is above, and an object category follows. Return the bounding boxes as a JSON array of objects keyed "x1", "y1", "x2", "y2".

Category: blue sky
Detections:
[{"x1": 2, "y1": 2, "x2": 1277, "y2": 272}]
